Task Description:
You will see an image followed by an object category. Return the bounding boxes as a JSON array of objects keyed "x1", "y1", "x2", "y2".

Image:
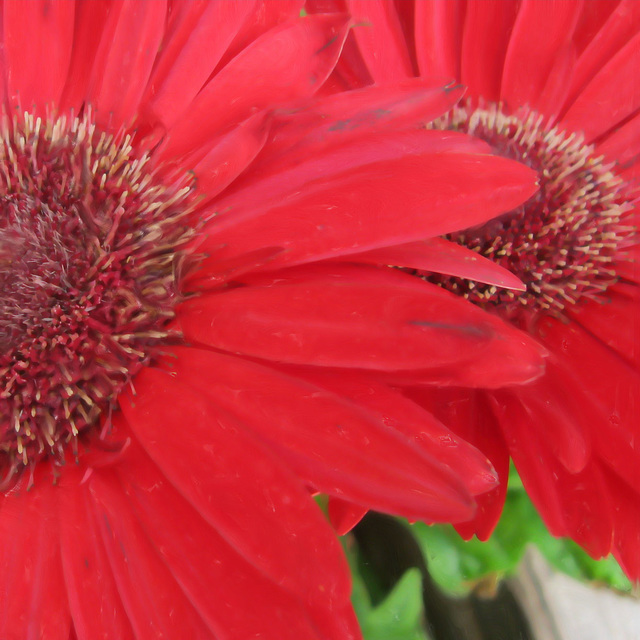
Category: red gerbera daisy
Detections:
[
  {"x1": 330, "y1": 0, "x2": 640, "y2": 580},
  {"x1": 0, "y1": 1, "x2": 547, "y2": 638}
]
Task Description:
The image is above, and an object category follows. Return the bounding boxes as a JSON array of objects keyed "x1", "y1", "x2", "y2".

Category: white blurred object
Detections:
[{"x1": 509, "y1": 546, "x2": 640, "y2": 640}]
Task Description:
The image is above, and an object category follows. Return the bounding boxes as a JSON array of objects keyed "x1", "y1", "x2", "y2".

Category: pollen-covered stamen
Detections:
[
  {"x1": 427, "y1": 101, "x2": 636, "y2": 318},
  {"x1": 0, "y1": 111, "x2": 196, "y2": 477}
]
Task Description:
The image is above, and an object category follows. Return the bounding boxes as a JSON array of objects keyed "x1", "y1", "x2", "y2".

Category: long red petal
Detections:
[
  {"x1": 87, "y1": 0, "x2": 167, "y2": 129},
  {"x1": 414, "y1": 0, "x2": 464, "y2": 81},
  {"x1": 155, "y1": 346, "x2": 477, "y2": 522},
  {"x1": 564, "y1": 0, "x2": 640, "y2": 115},
  {"x1": 87, "y1": 472, "x2": 215, "y2": 639},
  {"x1": 0, "y1": 472, "x2": 71, "y2": 640},
  {"x1": 299, "y1": 370, "x2": 498, "y2": 496},
  {"x1": 141, "y1": 0, "x2": 257, "y2": 130},
  {"x1": 460, "y1": 0, "x2": 519, "y2": 102},
  {"x1": 118, "y1": 439, "x2": 346, "y2": 640},
  {"x1": 58, "y1": 469, "x2": 135, "y2": 640},
  {"x1": 158, "y1": 14, "x2": 350, "y2": 164},
  {"x1": 203, "y1": 153, "x2": 538, "y2": 270},
  {"x1": 561, "y1": 30, "x2": 640, "y2": 141},
  {"x1": 347, "y1": 0, "x2": 414, "y2": 84},
  {"x1": 178, "y1": 266, "x2": 546, "y2": 386},
  {"x1": 3, "y1": 0, "x2": 75, "y2": 113},
  {"x1": 533, "y1": 319, "x2": 640, "y2": 494},
  {"x1": 405, "y1": 387, "x2": 510, "y2": 541},
  {"x1": 119, "y1": 369, "x2": 352, "y2": 613},
  {"x1": 500, "y1": 0, "x2": 582, "y2": 115},
  {"x1": 348, "y1": 238, "x2": 526, "y2": 291}
]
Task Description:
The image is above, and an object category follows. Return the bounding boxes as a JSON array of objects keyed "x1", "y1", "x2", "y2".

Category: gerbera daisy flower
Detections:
[
  {"x1": 330, "y1": 0, "x2": 640, "y2": 580},
  {"x1": 0, "y1": 1, "x2": 546, "y2": 638}
]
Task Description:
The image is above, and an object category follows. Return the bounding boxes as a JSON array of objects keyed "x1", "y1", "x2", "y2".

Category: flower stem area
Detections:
[{"x1": 346, "y1": 469, "x2": 632, "y2": 640}]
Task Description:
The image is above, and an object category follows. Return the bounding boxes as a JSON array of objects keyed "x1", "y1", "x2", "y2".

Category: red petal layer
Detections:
[
  {"x1": 203, "y1": 153, "x2": 537, "y2": 270},
  {"x1": 460, "y1": 0, "x2": 518, "y2": 102},
  {"x1": 88, "y1": 472, "x2": 215, "y2": 639},
  {"x1": 533, "y1": 316, "x2": 640, "y2": 493},
  {"x1": 347, "y1": 0, "x2": 414, "y2": 83},
  {"x1": 192, "y1": 111, "x2": 271, "y2": 202},
  {"x1": 0, "y1": 472, "x2": 70, "y2": 640},
  {"x1": 565, "y1": 0, "x2": 640, "y2": 116},
  {"x1": 490, "y1": 393, "x2": 614, "y2": 559},
  {"x1": 349, "y1": 238, "x2": 526, "y2": 291},
  {"x1": 3, "y1": 0, "x2": 75, "y2": 113},
  {"x1": 300, "y1": 370, "x2": 498, "y2": 497},
  {"x1": 156, "y1": 346, "x2": 477, "y2": 522},
  {"x1": 58, "y1": 469, "x2": 135, "y2": 640},
  {"x1": 178, "y1": 266, "x2": 546, "y2": 385},
  {"x1": 158, "y1": 14, "x2": 350, "y2": 163},
  {"x1": 561, "y1": 30, "x2": 640, "y2": 141},
  {"x1": 328, "y1": 498, "x2": 369, "y2": 536},
  {"x1": 87, "y1": 0, "x2": 167, "y2": 129},
  {"x1": 406, "y1": 387, "x2": 510, "y2": 541},
  {"x1": 414, "y1": 0, "x2": 464, "y2": 81},
  {"x1": 500, "y1": 0, "x2": 582, "y2": 115},
  {"x1": 120, "y1": 368, "x2": 351, "y2": 612},
  {"x1": 118, "y1": 439, "x2": 345, "y2": 640},
  {"x1": 142, "y1": 0, "x2": 257, "y2": 130}
]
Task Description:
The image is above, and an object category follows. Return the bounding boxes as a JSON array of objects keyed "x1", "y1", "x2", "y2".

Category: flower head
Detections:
[
  {"x1": 336, "y1": 0, "x2": 640, "y2": 580},
  {"x1": 0, "y1": 1, "x2": 546, "y2": 637}
]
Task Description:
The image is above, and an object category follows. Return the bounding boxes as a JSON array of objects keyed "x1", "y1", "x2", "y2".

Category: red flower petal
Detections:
[
  {"x1": 3, "y1": 0, "x2": 75, "y2": 113},
  {"x1": 259, "y1": 80, "x2": 468, "y2": 169},
  {"x1": 533, "y1": 315, "x2": 640, "y2": 493},
  {"x1": 500, "y1": 0, "x2": 582, "y2": 114},
  {"x1": 156, "y1": 347, "x2": 477, "y2": 522},
  {"x1": 405, "y1": 387, "x2": 510, "y2": 541},
  {"x1": 561, "y1": 30, "x2": 640, "y2": 140},
  {"x1": 119, "y1": 368, "x2": 352, "y2": 613},
  {"x1": 87, "y1": 472, "x2": 215, "y2": 639},
  {"x1": 118, "y1": 439, "x2": 342, "y2": 640},
  {"x1": 192, "y1": 111, "x2": 271, "y2": 202},
  {"x1": 141, "y1": 0, "x2": 257, "y2": 131},
  {"x1": 328, "y1": 497, "x2": 369, "y2": 536},
  {"x1": 158, "y1": 14, "x2": 350, "y2": 163},
  {"x1": 565, "y1": 0, "x2": 640, "y2": 114},
  {"x1": 414, "y1": 0, "x2": 464, "y2": 81},
  {"x1": 0, "y1": 474, "x2": 71, "y2": 640},
  {"x1": 499, "y1": 375, "x2": 591, "y2": 474},
  {"x1": 222, "y1": 0, "x2": 305, "y2": 65},
  {"x1": 347, "y1": 0, "x2": 414, "y2": 84},
  {"x1": 204, "y1": 153, "x2": 538, "y2": 270},
  {"x1": 179, "y1": 266, "x2": 546, "y2": 384},
  {"x1": 349, "y1": 237, "x2": 526, "y2": 291},
  {"x1": 605, "y1": 468, "x2": 640, "y2": 582},
  {"x1": 597, "y1": 112, "x2": 640, "y2": 169},
  {"x1": 569, "y1": 283, "x2": 640, "y2": 370},
  {"x1": 86, "y1": 0, "x2": 167, "y2": 129},
  {"x1": 58, "y1": 469, "x2": 135, "y2": 640},
  {"x1": 490, "y1": 393, "x2": 615, "y2": 559},
  {"x1": 460, "y1": 0, "x2": 518, "y2": 102},
  {"x1": 59, "y1": 0, "x2": 111, "y2": 112},
  {"x1": 300, "y1": 370, "x2": 498, "y2": 496}
]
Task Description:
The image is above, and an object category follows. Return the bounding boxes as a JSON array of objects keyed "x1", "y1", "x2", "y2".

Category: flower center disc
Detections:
[
  {"x1": 429, "y1": 101, "x2": 635, "y2": 319},
  {"x1": 0, "y1": 112, "x2": 194, "y2": 479}
]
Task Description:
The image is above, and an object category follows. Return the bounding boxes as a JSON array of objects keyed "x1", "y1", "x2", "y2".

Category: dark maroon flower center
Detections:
[
  {"x1": 0, "y1": 111, "x2": 195, "y2": 480},
  {"x1": 429, "y1": 101, "x2": 635, "y2": 319}
]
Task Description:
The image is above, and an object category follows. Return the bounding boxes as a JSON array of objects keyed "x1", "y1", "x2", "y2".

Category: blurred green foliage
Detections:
[{"x1": 410, "y1": 466, "x2": 632, "y2": 595}]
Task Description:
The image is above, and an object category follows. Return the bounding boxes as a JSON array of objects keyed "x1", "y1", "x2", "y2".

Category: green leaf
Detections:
[
  {"x1": 360, "y1": 569, "x2": 432, "y2": 640},
  {"x1": 410, "y1": 466, "x2": 632, "y2": 595}
]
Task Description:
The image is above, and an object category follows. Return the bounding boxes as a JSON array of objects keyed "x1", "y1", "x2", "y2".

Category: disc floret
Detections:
[
  {"x1": 428, "y1": 102, "x2": 636, "y2": 318},
  {"x1": 0, "y1": 111, "x2": 195, "y2": 480}
]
